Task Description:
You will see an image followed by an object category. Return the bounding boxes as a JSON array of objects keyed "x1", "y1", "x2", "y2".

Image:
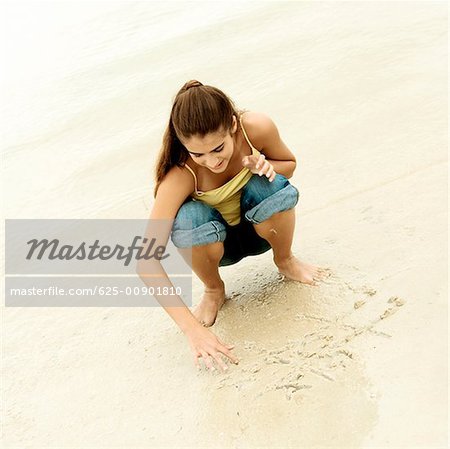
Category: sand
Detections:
[{"x1": 2, "y1": 1, "x2": 447, "y2": 448}]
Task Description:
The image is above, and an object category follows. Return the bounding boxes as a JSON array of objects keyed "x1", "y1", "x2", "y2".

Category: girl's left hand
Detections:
[{"x1": 242, "y1": 153, "x2": 276, "y2": 182}]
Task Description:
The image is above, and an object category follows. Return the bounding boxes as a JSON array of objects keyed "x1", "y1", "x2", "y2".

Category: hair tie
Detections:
[{"x1": 184, "y1": 80, "x2": 203, "y2": 91}]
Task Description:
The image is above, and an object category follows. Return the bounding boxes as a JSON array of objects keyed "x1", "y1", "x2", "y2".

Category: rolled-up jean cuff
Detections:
[
  {"x1": 171, "y1": 220, "x2": 226, "y2": 248},
  {"x1": 244, "y1": 184, "x2": 299, "y2": 225}
]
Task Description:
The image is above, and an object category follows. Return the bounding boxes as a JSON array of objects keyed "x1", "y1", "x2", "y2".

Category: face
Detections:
[{"x1": 182, "y1": 116, "x2": 238, "y2": 172}]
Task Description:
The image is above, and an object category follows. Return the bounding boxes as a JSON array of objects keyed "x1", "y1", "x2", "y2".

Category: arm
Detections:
[
  {"x1": 241, "y1": 112, "x2": 297, "y2": 179},
  {"x1": 137, "y1": 165, "x2": 198, "y2": 333},
  {"x1": 263, "y1": 159, "x2": 296, "y2": 179},
  {"x1": 137, "y1": 166, "x2": 239, "y2": 370}
]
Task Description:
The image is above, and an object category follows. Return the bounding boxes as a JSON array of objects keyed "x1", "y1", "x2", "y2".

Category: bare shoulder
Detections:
[
  {"x1": 241, "y1": 111, "x2": 296, "y2": 162},
  {"x1": 241, "y1": 110, "x2": 275, "y2": 129},
  {"x1": 240, "y1": 111, "x2": 280, "y2": 151},
  {"x1": 151, "y1": 165, "x2": 195, "y2": 220},
  {"x1": 162, "y1": 164, "x2": 195, "y2": 189}
]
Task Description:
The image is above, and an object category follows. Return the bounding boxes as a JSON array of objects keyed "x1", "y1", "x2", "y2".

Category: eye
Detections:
[{"x1": 213, "y1": 147, "x2": 223, "y2": 153}]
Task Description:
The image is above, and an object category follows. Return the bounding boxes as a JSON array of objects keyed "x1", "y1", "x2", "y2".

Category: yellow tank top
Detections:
[{"x1": 183, "y1": 112, "x2": 261, "y2": 226}]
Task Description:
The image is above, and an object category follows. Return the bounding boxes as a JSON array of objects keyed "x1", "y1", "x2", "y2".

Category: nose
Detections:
[{"x1": 207, "y1": 158, "x2": 221, "y2": 169}]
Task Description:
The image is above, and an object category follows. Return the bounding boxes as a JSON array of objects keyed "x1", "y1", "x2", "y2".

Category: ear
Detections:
[{"x1": 231, "y1": 115, "x2": 238, "y2": 134}]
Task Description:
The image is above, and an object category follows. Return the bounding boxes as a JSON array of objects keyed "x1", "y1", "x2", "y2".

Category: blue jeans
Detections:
[{"x1": 171, "y1": 174, "x2": 299, "y2": 267}]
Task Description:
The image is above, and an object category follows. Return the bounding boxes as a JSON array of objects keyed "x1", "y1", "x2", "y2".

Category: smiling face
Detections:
[{"x1": 182, "y1": 115, "x2": 238, "y2": 172}]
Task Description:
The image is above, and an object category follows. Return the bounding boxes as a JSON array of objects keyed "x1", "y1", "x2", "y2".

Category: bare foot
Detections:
[
  {"x1": 192, "y1": 281, "x2": 226, "y2": 327},
  {"x1": 275, "y1": 255, "x2": 331, "y2": 286}
]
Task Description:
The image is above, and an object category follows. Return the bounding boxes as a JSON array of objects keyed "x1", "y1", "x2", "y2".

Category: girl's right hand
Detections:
[{"x1": 185, "y1": 325, "x2": 239, "y2": 372}]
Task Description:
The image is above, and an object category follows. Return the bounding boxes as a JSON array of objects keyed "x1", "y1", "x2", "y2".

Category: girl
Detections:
[{"x1": 149, "y1": 80, "x2": 329, "y2": 372}]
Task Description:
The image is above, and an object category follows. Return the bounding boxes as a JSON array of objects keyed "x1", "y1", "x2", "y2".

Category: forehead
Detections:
[{"x1": 184, "y1": 129, "x2": 227, "y2": 152}]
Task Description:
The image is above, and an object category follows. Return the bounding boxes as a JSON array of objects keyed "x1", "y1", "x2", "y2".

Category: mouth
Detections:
[{"x1": 211, "y1": 160, "x2": 225, "y2": 170}]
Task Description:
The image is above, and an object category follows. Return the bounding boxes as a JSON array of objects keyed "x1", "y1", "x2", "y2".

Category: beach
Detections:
[{"x1": 1, "y1": 1, "x2": 447, "y2": 447}]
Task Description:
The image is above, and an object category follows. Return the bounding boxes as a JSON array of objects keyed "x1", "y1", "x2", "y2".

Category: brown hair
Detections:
[{"x1": 153, "y1": 80, "x2": 242, "y2": 197}]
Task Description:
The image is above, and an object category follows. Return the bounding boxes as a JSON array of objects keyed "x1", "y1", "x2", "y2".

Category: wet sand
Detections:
[{"x1": 2, "y1": 1, "x2": 447, "y2": 447}]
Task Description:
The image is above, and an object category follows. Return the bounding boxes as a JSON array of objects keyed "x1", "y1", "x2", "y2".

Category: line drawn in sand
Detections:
[{"x1": 213, "y1": 270, "x2": 406, "y2": 401}]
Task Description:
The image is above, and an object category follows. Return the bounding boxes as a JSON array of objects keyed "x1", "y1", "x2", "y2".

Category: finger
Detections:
[
  {"x1": 218, "y1": 345, "x2": 240, "y2": 365},
  {"x1": 193, "y1": 353, "x2": 201, "y2": 370},
  {"x1": 217, "y1": 338, "x2": 235, "y2": 350},
  {"x1": 255, "y1": 153, "x2": 265, "y2": 169},
  {"x1": 259, "y1": 160, "x2": 270, "y2": 175},
  {"x1": 265, "y1": 165, "x2": 274, "y2": 178},
  {"x1": 200, "y1": 351, "x2": 216, "y2": 372},
  {"x1": 211, "y1": 352, "x2": 229, "y2": 372},
  {"x1": 258, "y1": 160, "x2": 270, "y2": 176},
  {"x1": 269, "y1": 172, "x2": 277, "y2": 182}
]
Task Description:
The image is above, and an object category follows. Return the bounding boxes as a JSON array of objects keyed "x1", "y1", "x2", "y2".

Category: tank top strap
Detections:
[
  {"x1": 183, "y1": 163, "x2": 204, "y2": 196},
  {"x1": 239, "y1": 112, "x2": 259, "y2": 152}
]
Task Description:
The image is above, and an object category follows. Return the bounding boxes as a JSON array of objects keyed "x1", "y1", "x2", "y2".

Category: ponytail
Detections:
[{"x1": 153, "y1": 80, "x2": 242, "y2": 197}]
